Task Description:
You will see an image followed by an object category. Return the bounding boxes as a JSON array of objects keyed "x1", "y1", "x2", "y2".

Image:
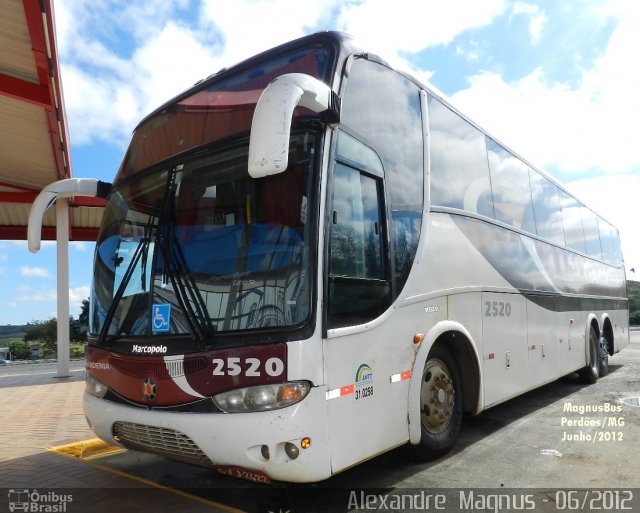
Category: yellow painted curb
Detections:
[
  {"x1": 49, "y1": 437, "x2": 125, "y2": 460},
  {"x1": 48, "y1": 438, "x2": 247, "y2": 512}
]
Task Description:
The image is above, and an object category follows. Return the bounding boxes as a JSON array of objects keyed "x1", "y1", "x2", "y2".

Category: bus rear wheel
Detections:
[
  {"x1": 414, "y1": 346, "x2": 463, "y2": 460},
  {"x1": 579, "y1": 327, "x2": 600, "y2": 384},
  {"x1": 599, "y1": 335, "x2": 609, "y2": 377}
]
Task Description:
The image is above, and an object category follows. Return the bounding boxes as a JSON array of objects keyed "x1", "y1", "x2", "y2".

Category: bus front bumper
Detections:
[{"x1": 83, "y1": 386, "x2": 331, "y2": 483}]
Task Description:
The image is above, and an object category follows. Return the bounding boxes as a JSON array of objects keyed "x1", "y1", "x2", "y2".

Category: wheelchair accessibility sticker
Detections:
[{"x1": 152, "y1": 304, "x2": 171, "y2": 333}]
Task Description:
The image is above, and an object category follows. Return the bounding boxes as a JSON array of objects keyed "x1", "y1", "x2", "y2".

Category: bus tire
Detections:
[
  {"x1": 598, "y1": 335, "x2": 609, "y2": 377},
  {"x1": 414, "y1": 346, "x2": 463, "y2": 460},
  {"x1": 579, "y1": 327, "x2": 600, "y2": 384}
]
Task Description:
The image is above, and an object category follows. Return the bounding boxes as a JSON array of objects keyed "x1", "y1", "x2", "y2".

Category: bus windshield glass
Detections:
[
  {"x1": 90, "y1": 132, "x2": 317, "y2": 342},
  {"x1": 116, "y1": 44, "x2": 332, "y2": 181}
]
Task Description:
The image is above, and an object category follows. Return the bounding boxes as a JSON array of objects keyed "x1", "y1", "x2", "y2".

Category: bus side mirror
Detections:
[
  {"x1": 28, "y1": 178, "x2": 111, "y2": 253},
  {"x1": 248, "y1": 73, "x2": 340, "y2": 178}
]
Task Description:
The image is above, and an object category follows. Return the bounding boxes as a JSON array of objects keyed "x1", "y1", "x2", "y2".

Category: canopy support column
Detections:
[{"x1": 55, "y1": 199, "x2": 70, "y2": 378}]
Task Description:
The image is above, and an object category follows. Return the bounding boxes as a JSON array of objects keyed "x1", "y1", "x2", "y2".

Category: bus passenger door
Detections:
[
  {"x1": 481, "y1": 292, "x2": 529, "y2": 406},
  {"x1": 323, "y1": 162, "x2": 408, "y2": 472}
]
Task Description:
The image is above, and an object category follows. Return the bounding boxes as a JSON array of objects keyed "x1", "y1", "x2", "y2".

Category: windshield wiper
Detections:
[
  {"x1": 170, "y1": 238, "x2": 216, "y2": 336},
  {"x1": 154, "y1": 229, "x2": 214, "y2": 343},
  {"x1": 98, "y1": 214, "x2": 156, "y2": 345},
  {"x1": 149, "y1": 168, "x2": 215, "y2": 344}
]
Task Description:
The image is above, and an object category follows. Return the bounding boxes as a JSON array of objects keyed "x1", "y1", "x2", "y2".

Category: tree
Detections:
[
  {"x1": 9, "y1": 340, "x2": 32, "y2": 360},
  {"x1": 23, "y1": 319, "x2": 58, "y2": 352},
  {"x1": 70, "y1": 316, "x2": 87, "y2": 342},
  {"x1": 71, "y1": 298, "x2": 89, "y2": 342},
  {"x1": 78, "y1": 298, "x2": 89, "y2": 328},
  {"x1": 21, "y1": 299, "x2": 90, "y2": 349}
]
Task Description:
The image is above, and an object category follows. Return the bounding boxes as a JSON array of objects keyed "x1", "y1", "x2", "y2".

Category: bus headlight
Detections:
[
  {"x1": 212, "y1": 381, "x2": 311, "y2": 413},
  {"x1": 85, "y1": 373, "x2": 108, "y2": 398}
]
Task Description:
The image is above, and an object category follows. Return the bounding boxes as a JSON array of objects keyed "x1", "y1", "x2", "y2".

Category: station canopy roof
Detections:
[{"x1": 0, "y1": 0, "x2": 105, "y2": 242}]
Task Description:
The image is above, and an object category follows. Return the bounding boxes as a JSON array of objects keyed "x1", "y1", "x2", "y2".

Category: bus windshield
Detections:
[
  {"x1": 90, "y1": 132, "x2": 317, "y2": 343},
  {"x1": 116, "y1": 44, "x2": 332, "y2": 180}
]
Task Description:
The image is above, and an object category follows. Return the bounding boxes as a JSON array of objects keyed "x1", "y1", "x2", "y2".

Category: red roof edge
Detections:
[{"x1": 22, "y1": 0, "x2": 73, "y2": 182}]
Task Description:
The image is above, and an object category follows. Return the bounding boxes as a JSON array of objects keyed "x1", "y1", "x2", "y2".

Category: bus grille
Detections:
[{"x1": 113, "y1": 421, "x2": 213, "y2": 468}]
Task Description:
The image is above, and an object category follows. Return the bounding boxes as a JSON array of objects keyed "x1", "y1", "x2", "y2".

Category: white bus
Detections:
[{"x1": 30, "y1": 31, "x2": 629, "y2": 483}]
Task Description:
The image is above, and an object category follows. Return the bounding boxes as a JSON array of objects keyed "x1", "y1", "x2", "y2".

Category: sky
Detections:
[{"x1": 2, "y1": 0, "x2": 639, "y2": 324}]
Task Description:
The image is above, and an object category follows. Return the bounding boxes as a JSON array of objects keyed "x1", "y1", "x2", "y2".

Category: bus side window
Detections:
[
  {"x1": 486, "y1": 138, "x2": 536, "y2": 232},
  {"x1": 559, "y1": 190, "x2": 586, "y2": 254},
  {"x1": 428, "y1": 95, "x2": 491, "y2": 213},
  {"x1": 340, "y1": 58, "x2": 423, "y2": 300},
  {"x1": 529, "y1": 170, "x2": 565, "y2": 245},
  {"x1": 599, "y1": 218, "x2": 622, "y2": 266},
  {"x1": 582, "y1": 208, "x2": 603, "y2": 259},
  {"x1": 328, "y1": 163, "x2": 390, "y2": 328}
]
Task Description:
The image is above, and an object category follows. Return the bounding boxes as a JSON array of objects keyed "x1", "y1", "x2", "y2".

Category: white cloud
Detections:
[
  {"x1": 512, "y1": 2, "x2": 548, "y2": 44},
  {"x1": 127, "y1": 21, "x2": 223, "y2": 112},
  {"x1": 57, "y1": 1, "x2": 225, "y2": 147},
  {"x1": 456, "y1": 40, "x2": 481, "y2": 62},
  {"x1": 6, "y1": 240, "x2": 56, "y2": 249},
  {"x1": 71, "y1": 241, "x2": 92, "y2": 252},
  {"x1": 13, "y1": 288, "x2": 57, "y2": 303},
  {"x1": 20, "y1": 266, "x2": 50, "y2": 278},
  {"x1": 110, "y1": 0, "x2": 193, "y2": 42},
  {"x1": 337, "y1": 0, "x2": 506, "y2": 55},
  {"x1": 442, "y1": 4, "x2": 640, "y2": 277},
  {"x1": 7, "y1": 285, "x2": 89, "y2": 312},
  {"x1": 567, "y1": 175, "x2": 640, "y2": 275},
  {"x1": 335, "y1": 0, "x2": 506, "y2": 76},
  {"x1": 447, "y1": 4, "x2": 640, "y2": 175},
  {"x1": 56, "y1": 0, "x2": 341, "y2": 147},
  {"x1": 61, "y1": 65, "x2": 134, "y2": 146},
  {"x1": 200, "y1": 0, "x2": 337, "y2": 65},
  {"x1": 55, "y1": 0, "x2": 508, "y2": 147},
  {"x1": 55, "y1": 0, "x2": 191, "y2": 60},
  {"x1": 69, "y1": 286, "x2": 91, "y2": 306}
]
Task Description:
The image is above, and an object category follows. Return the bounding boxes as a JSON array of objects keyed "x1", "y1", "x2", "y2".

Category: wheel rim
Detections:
[
  {"x1": 599, "y1": 337, "x2": 608, "y2": 363},
  {"x1": 589, "y1": 332, "x2": 598, "y2": 370},
  {"x1": 420, "y1": 358, "x2": 455, "y2": 434}
]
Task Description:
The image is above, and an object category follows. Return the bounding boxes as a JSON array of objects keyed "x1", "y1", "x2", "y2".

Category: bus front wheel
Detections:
[{"x1": 414, "y1": 346, "x2": 463, "y2": 460}]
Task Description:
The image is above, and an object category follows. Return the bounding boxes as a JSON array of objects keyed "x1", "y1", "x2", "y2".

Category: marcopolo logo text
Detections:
[{"x1": 132, "y1": 345, "x2": 167, "y2": 354}]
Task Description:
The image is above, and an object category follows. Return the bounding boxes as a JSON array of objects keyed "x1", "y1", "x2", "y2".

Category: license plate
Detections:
[{"x1": 214, "y1": 465, "x2": 272, "y2": 484}]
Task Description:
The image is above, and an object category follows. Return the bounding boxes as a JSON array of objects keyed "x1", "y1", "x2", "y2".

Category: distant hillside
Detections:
[{"x1": 0, "y1": 325, "x2": 29, "y2": 340}]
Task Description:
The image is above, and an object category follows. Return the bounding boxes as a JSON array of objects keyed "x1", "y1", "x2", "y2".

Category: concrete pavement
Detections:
[
  {"x1": 0, "y1": 362, "x2": 242, "y2": 512},
  {"x1": 2, "y1": 333, "x2": 640, "y2": 512}
]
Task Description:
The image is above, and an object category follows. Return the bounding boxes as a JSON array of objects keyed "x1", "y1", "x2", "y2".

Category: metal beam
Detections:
[
  {"x1": 0, "y1": 181, "x2": 40, "y2": 192},
  {"x1": 0, "y1": 191, "x2": 39, "y2": 203},
  {"x1": 71, "y1": 196, "x2": 108, "y2": 208},
  {"x1": 0, "y1": 225, "x2": 100, "y2": 241},
  {"x1": 21, "y1": 0, "x2": 71, "y2": 181},
  {"x1": 22, "y1": 0, "x2": 50, "y2": 85},
  {"x1": 0, "y1": 73, "x2": 51, "y2": 107}
]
